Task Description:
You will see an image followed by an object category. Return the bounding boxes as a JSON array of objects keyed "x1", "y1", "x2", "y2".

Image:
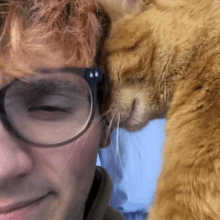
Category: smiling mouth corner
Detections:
[{"x1": 0, "y1": 194, "x2": 50, "y2": 214}]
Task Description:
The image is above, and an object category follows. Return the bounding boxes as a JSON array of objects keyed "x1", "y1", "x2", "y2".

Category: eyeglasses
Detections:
[{"x1": 0, "y1": 67, "x2": 104, "y2": 147}]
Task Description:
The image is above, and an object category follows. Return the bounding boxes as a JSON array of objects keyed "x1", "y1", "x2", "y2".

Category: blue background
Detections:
[{"x1": 97, "y1": 119, "x2": 166, "y2": 218}]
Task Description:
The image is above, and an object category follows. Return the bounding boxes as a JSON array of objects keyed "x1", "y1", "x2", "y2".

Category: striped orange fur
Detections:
[{"x1": 100, "y1": 0, "x2": 220, "y2": 219}]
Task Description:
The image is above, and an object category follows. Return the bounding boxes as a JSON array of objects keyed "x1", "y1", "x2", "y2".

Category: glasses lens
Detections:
[{"x1": 3, "y1": 72, "x2": 93, "y2": 145}]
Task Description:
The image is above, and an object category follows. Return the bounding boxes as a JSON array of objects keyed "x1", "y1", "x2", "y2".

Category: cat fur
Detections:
[{"x1": 100, "y1": 0, "x2": 220, "y2": 219}]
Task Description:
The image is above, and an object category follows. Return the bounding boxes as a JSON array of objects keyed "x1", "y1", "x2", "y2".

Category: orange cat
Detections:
[{"x1": 100, "y1": 0, "x2": 220, "y2": 219}]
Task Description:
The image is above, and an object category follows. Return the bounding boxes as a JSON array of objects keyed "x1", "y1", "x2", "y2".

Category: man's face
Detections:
[{"x1": 0, "y1": 104, "x2": 102, "y2": 220}]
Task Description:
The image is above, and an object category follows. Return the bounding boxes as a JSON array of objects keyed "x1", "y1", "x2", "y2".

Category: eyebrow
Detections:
[{"x1": 21, "y1": 79, "x2": 87, "y2": 96}]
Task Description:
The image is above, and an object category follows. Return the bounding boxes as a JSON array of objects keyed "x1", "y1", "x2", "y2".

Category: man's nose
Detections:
[{"x1": 0, "y1": 121, "x2": 33, "y2": 185}]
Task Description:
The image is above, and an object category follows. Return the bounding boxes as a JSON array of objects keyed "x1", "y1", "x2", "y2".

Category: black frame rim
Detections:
[{"x1": 0, "y1": 67, "x2": 104, "y2": 148}]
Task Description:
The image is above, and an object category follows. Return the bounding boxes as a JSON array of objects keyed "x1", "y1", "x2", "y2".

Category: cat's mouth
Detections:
[
  {"x1": 106, "y1": 99, "x2": 134, "y2": 127},
  {"x1": 119, "y1": 99, "x2": 147, "y2": 131},
  {"x1": 108, "y1": 98, "x2": 146, "y2": 131},
  {"x1": 119, "y1": 99, "x2": 137, "y2": 125}
]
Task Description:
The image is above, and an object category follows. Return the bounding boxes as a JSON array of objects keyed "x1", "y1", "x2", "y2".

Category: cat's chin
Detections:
[
  {"x1": 119, "y1": 120, "x2": 150, "y2": 132},
  {"x1": 115, "y1": 110, "x2": 166, "y2": 132},
  {"x1": 106, "y1": 110, "x2": 148, "y2": 131},
  {"x1": 107, "y1": 99, "x2": 155, "y2": 131},
  {"x1": 110, "y1": 109, "x2": 152, "y2": 132}
]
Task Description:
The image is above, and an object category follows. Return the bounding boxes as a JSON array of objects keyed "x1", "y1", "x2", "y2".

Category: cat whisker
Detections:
[
  {"x1": 103, "y1": 110, "x2": 116, "y2": 148},
  {"x1": 56, "y1": 111, "x2": 113, "y2": 178},
  {"x1": 92, "y1": 109, "x2": 112, "y2": 126},
  {"x1": 115, "y1": 113, "x2": 120, "y2": 158},
  {"x1": 115, "y1": 113, "x2": 126, "y2": 175},
  {"x1": 102, "y1": 109, "x2": 113, "y2": 119},
  {"x1": 57, "y1": 112, "x2": 107, "y2": 178},
  {"x1": 129, "y1": 132, "x2": 143, "y2": 160},
  {"x1": 57, "y1": 137, "x2": 81, "y2": 179}
]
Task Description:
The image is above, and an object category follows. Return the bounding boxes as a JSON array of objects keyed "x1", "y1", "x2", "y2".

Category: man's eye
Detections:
[
  {"x1": 28, "y1": 106, "x2": 68, "y2": 112},
  {"x1": 27, "y1": 105, "x2": 71, "y2": 121}
]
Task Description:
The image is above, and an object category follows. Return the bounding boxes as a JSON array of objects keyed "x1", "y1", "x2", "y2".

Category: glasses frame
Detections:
[{"x1": 0, "y1": 67, "x2": 104, "y2": 147}]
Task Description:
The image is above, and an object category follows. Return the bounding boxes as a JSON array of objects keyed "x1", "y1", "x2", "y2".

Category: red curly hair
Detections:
[{"x1": 0, "y1": 0, "x2": 109, "y2": 85}]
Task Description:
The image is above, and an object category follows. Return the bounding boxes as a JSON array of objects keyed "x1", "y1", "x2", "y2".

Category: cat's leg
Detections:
[{"x1": 148, "y1": 77, "x2": 220, "y2": 220}]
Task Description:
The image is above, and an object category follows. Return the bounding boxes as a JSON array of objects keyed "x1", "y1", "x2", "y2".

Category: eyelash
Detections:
[{"x1": 28, "y1": 105, "x2": 68, "y2": 112}]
